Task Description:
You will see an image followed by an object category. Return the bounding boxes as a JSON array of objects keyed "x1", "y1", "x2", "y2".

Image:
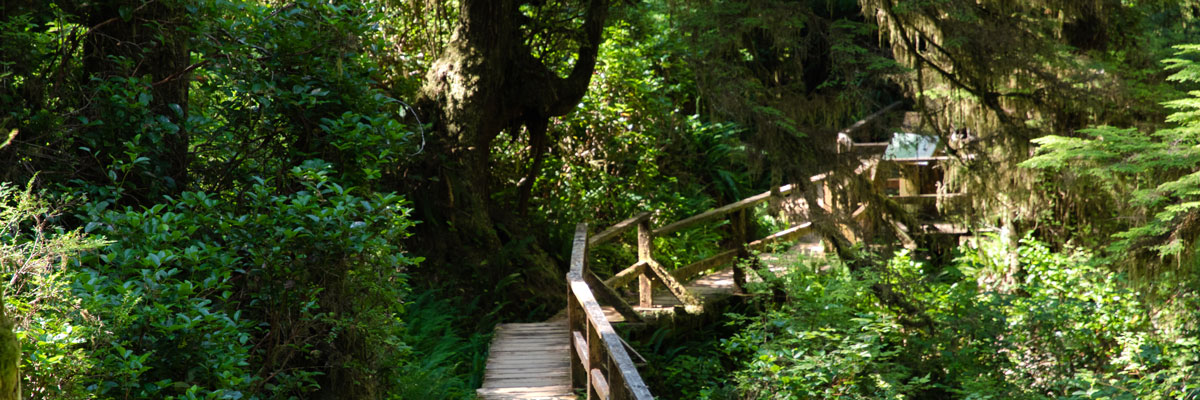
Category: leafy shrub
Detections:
[
  {"x1": 0, "y1": 180, "x2": 106, "y2": 399},
  {"x1": 70, "y1": 162, "x2": 419, "y2": 399},
  {"x1": 720, "y1": 257, "x2": 928, "y2": 399},
  {"x1": 712, "y1": 236, "x2": 1200, "y2": 399}
]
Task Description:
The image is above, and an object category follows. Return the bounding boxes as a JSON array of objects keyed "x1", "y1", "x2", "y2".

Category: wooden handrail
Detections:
[
  {"x1": 583, "y1": 107, "x2": 972, "y2": 313},
  {"x1": 837, "y1": 100, "x2": 904, "y2": 137},
  {"x1": 652, "y1": 184, "x2": 796, "y2": 237},
  {"x1": 567, "y1": 223, "x2": 654, "y2": 400},
  {"x1": 589, "y1": 211, "x2": 651, "y2": 246},
  {"x1": 888, "y1": 156, "x2": 951, "y2": 163}
]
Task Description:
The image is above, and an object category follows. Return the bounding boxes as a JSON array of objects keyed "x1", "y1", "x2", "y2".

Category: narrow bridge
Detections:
[{"x1": 476, "y1": 110, "x2": 978, "y2": 399}]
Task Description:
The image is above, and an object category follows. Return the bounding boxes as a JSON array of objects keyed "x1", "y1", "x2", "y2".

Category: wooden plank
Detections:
[
  {"x1": 487, "y1": 356, "x2": 568, "y2": 362},
  {"x1": 638, "y1": 273, "x2": 652, "y2": 308},
  {"x1": 747, "y1": 223, "x2": 813, "y2": 250},
  {"x1": 488, "y1": 343, "x2": 568, "y2": 350},
  {"x1": 488, "y1": 368, "x2": 570, "y2": 375},
  {"x1": 568, "y1": 223, "x2": 588, "y2": 280},
  {"x1": 567, "y1": 223, "x2": 654, "y2": 400},
  {"x1": 636, "y1": 219, "x2": 654, "y2": 308},
  {"x1": 645, "y1": 259, "x2": 701, "y2": 307},
  {"x1": 589, "y1": 212, "x2": 651, "y2": 246},
  {"x1": 477, "y1": 385, "x2": 575, "y2": 400},
  {"x1": 493, "y1": 328, "x2": 569, "y2": 334},
  {"x1": 888, "y1": 156, "x2": 950, "y2": 163},
  {"x1": 483, "y1": 379, "x2": 571, "y2": 389},
  {"x1": 838, "y1": 100, "x2": 903, "y2": 138},
  {"x1": 591, "y1": 368, "x2": 611, "y2": 400},
  {"x1": 890, "y1": 193, "x2": 966, "y2": 203},
  {"x1": 568, "y1": 279, "x2": 654, "y2": 399},
  {"x1": 666, "y1": 223, "x2": 814, "y2": 285},
  {"x1": 572, "y1": 331, "x2": 589, "y2": 368},
  {"x1": 585, "y1": 269, "x2": 643, "y2": 323},
  {"x1": 619, "y1": 335, "x2": 647, "y2": 366},
  {"x1": 671, "y1": 249, "x2": 737, "y2": 283},
  {"x1": 652, "y1": 184, "x2": 794, "y2": 236},
  {"x1": 486, "y1": 365, "x2": 570, "y2": 372},
  {"x1": 492, "y1": 330, "x2": 569, "y2": 335},
  {"x1": 603, "y1": 261, "x2": 646, "y2": 289},
  {"x1": 481, "y1": 320, "x2": 573, "y2": 398},
  {"x1": 487, "y1": 361, "x2": 569, "y2": 368}
]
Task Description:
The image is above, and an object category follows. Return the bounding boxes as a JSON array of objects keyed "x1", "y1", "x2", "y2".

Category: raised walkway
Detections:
[
  {"x1": 476, "y1": 112, "x2": 982, "y2": 399},
  {"x1": 476, "y1": 322, "x2": 574, "y2": 399}
]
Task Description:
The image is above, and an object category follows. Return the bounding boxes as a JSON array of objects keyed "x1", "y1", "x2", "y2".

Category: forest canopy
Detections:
[{"x1": 0, "y1": 0, "x2": 1198, "y2": 399}]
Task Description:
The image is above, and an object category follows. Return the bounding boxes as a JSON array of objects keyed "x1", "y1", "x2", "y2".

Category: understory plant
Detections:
[
  {"x1": 64, "y1": 162, "x2": 420, "y2": 399},
  {"x1": 711, "y1": 236, "x2": 1199, "y2": 399}
]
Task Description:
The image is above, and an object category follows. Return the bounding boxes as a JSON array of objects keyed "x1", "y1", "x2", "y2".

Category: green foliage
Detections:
[
  {"x1": 69, "y1": 162, "x2": 418, "y2": 399},
  {"x1": 184, "y1": 0, "x2": 419, "y2": 191},
  {"x1": 0, "y1": 180, "x2": 107, "y2": 399},
  {"x1": 1024, "y1": 44, "x2": 1200, "y2": 263},
  {"x1": 708, "y1": 237, "x2": 1200, "y2": 399},
  {"x1": 389, "y1": 290, "x2": 492, "y2": 399},
  {"x1": 635, "y1": 322, "x2": 744, "y2": 399},
  {"x1": 718, "y1": 256, "x2": 928, "y2": 399}
]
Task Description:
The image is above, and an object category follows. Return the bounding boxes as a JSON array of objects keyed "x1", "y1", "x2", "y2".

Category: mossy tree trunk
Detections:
[
  {"x1": 408, "y1": 0, "x2": 610, "y2": 306},
  {"x1": 0, "y1": 292, "x2": 18, "y2": 400}
]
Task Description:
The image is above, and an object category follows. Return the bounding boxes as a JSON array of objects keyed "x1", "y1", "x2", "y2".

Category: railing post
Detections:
[
  {"x1": 636, "y1": 219, "x2": 653, "y2": 308},
  {"x1": 568, "y1": 290, "x2": 586, "y2": 390},
  {"x1": 731, "y1": 209, "x2": 748, "y2": 291},
  {"x1": 587, "y1": 323, "x2": 603, "y2": 399},
  {"x1": 569, "y1": 223, "x2": 589, "y2": 392}
]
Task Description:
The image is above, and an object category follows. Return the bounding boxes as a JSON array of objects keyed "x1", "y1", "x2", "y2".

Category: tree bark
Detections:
[
  {"x1": 408, "y1": 0, "x2": 610, "y2": 303},
  {"x1": 82, "y1": 0, "x2": 190, "y2": 201},
  {"x1": 0, "y1": 293, "x2": 19, "y2": 400}
]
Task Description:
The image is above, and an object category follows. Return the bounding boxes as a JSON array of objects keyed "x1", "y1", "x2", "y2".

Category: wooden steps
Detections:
[{"x1": 476, "y1": 322, "x2": 577, "y2": 400}]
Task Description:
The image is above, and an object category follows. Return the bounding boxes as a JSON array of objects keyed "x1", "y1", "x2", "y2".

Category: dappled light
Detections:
[{"x1": 0, "y1": 0, "x2": 1198, "y2": 399}]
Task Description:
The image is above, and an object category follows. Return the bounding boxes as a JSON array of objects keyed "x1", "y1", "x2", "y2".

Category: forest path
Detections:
[{"x1": 476, "y1": 322, "x2": 576, "y2": 399}]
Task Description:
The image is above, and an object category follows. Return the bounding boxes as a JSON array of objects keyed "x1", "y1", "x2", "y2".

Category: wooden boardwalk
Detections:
[
  {"x1": 477, "y1": 236, "x2": 826, "y2": 398},
  {"x1": 474, "y1": 105, "x2": 981, "y2": 399},
  {"x1": 476, "y1": 322, "x2": 576, "y2": 399}
]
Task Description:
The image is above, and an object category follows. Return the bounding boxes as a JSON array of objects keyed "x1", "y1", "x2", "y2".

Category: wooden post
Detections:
[
  {"x1": 587, "y1": 323, "x2": 603, "y2": 399},
  {"x1": 731, "y1": 209, "x2": 748, "y2": 292},
  {"x1": 568, "y1": 294, "x2": 587, "y2": 389},
  {"x1": 899, "y1": 164, "x2": 922, "y2": 215},
  {"x1": 821, "y1": 176, "x2": 835, "y2": 214},
  {"x1": 899, "y1": 164, "x2": 921, "y2": 197},
  {"x1": 637, "y1": 220, "x2": 653, "y2": 308},
  {"x1": 568, "y1": 223, "x2": 588, "y2": 391}
]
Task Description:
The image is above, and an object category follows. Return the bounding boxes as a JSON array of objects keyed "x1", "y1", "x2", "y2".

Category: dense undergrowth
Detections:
[{"x1": 643, "y1": 237, "x2": 1200, "y2": 399}]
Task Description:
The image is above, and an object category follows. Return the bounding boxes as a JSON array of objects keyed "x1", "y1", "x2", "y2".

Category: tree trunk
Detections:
[
  {"x1": 0, "y1": 293, "x2": 18, "y2": 400},
  {"x1": 82, "y1": 0, "x2": 190, "y2": 201},
  {"x1": 407, "y1": 0, "x2": 610, "y2": 307}
]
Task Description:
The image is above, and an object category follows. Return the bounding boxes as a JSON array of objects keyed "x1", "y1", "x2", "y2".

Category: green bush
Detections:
[
  {"x1": 67, "y1": 162, "x2": 419, "y2": 399},
  {"x1": 0, "y1": 180, "x2": 106, "y2": 399},
  {"x1": 713, "y1": 237, "x2": 1200, "y2": 399}
]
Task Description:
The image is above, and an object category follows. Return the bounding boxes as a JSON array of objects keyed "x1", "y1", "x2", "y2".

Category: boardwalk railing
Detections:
[
  {"x1": 591, "y1": 179, "x2": 828, "y2": 317},
  {"x1": 567, "y1": 223, "x2": 654, "y2": 400},
  {"x1": 561, "y1": 103, "x2": 976, "y2": 398}
]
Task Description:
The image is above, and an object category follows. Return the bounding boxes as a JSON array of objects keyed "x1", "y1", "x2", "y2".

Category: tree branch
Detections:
[{"x1": 547, "y1": 0, "x2": 610, "y2": 116}]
